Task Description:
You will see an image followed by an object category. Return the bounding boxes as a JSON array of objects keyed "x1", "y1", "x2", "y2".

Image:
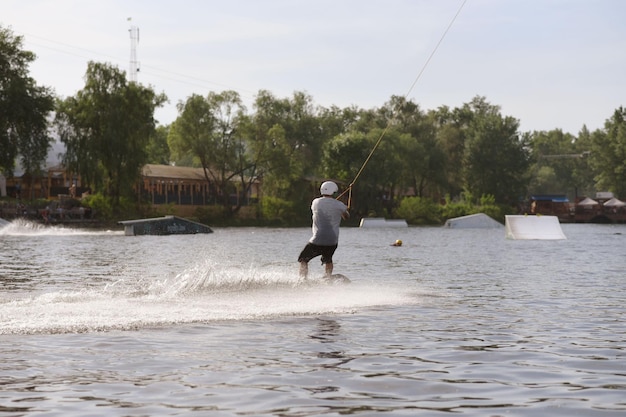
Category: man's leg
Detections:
[
  {"x1": 299, "y1": 261, "x2": 309, "y2": 278},
  {"x1": 324, "y1": 262, "x2": 333, "y2": 277}
]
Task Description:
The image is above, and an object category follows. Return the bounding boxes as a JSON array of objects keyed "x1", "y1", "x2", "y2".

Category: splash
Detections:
[
  {"x1": 0, "y1": 260, "x2": 418, "y2": 335},
  {"x1": 0, "y1": 218, "x2": 121, "y2": 237}
]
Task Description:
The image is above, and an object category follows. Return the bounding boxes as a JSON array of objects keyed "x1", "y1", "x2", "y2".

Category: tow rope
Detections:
[{"x1": 337, "y1": 0, "x2": 467, "y2": 210}]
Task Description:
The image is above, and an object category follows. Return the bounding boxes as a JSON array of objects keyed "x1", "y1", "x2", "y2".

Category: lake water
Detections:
[{"x1": 0, "y1": 220, "x2": 625, "y2": 416}]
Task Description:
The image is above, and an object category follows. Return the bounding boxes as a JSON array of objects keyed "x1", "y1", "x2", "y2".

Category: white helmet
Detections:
[{"x1": 320, "y1": 181, "x2": 338, "y2": 196}]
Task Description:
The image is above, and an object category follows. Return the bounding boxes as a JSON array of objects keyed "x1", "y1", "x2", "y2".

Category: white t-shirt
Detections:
[{"x1": 309, "y1": 196, "x2": 348, "y2": 246}]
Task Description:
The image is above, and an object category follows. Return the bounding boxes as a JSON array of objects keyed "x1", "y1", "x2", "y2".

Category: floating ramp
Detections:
[
  {"x1": 119, "y1": 215, "x2": 213, "y2": 236},
  {"x1": 359, "y1": 217, "x2": 408, "y2": 228},
  {"x1": 505, "y1": 215, "x2": 566, "y2": 240},
  {"x1": 444, "y1": 213, "x2": 502, "y2": 229}
]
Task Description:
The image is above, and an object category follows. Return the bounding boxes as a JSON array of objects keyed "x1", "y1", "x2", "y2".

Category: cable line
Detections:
[{"x1": 338, "y1": 0, "x2": 467, "y2": 209}]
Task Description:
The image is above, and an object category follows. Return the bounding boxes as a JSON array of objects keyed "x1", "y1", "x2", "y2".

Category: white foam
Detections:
[
  {"x1": 0, "y1": 219, "x2": 121, "y2": 237},
  {"x1": 0, "y1": 263, "x2": 418, "y2": 335}
]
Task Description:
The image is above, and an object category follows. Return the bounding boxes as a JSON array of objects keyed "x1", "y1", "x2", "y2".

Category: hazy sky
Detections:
[{"x1": 3, "y1": 0, "x2": 625, "y2": 134}]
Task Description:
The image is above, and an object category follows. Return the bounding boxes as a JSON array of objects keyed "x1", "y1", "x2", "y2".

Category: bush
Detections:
[
  {"x1": 474, "y1": 195, "x2": 505, "y2": 222},
  {"x1": 195, "y1": 205, "x2": 229, "y2": 224},
  {"x1": 440, "y1": 200, "x2": 473, "y2": 220},
  {"x1": 260, "y1": 196, "x2": 296, "y2": 221},
  {"x1": 81, "y1": 193, "x2": 113, "y2": 220},
  {"x1": 396, "y1": 196, "x2": 441, "y2": 225},
  {"x1": 397, "y1": 194, "x2": 511, "y2": 225},
  {"x1": 439, "y1": 194, "x2": 509, "y2": 224}
]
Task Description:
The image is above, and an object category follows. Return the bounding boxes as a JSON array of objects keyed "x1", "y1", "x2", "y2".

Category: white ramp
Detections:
[
  {"x1": 505, "y1": 215, "x2": 566, "y2": 240},
  {"x1": 359, "y1": 218, "x2": 408, "y2": 228},
  {"x1": 444, "y1": 213, "x2": 502, "y2": 228}
]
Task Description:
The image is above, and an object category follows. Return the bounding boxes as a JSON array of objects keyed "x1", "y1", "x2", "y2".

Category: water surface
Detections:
[{"x1": 1, "y1": 220, "x2": 624, "y2": 416}]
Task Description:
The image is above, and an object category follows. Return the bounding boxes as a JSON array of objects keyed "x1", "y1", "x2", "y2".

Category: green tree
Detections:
[
  {"x1": 323, "y1": 128, "x2": 408, "y2": 217},
  {"x1": 429, "y1": 104, "x2": 472, "y2": 198},
  {"x1": 322, "y1": 96, "x2": 451, "y2": 216},
  {"x1": 146, "y1": 125, "x2": 171, "y2": 165},
  {"x1": 55, "y1": 61, "x2": 166, "y2": 206},
  {"x1": 462, "y1": 97, "x2": 529, "y2": 205},
  {"x1": 245, "y1": 90, "x2": 305, "y2": 200},
  {"x1": 589, "y1": 107, "x2": 626, "y2": 197},
  {"x1": 168, "y1": 91, "x2": 249, "y2": 212},
  {"x1": 527, "y1": 129, "x2": 588, "y2": 198},
  {"x1": 0, "y1": 26, "x2": 55, "y2": 188},
  {"x1": 384, "y1": 96, "x2": 447, "y2": 199},
  {"x1": 323, "y1": 130, "x2": 374, "y2": 215},
  {"x1": 246, "y1": 90, "x2": 326, "y2": 216},
  {"x1": 317, "y1": 104, "x2": 362, "y2": 140},
  {"x1": 571, "y1": 125, "x2": 595, "y2": 197}
]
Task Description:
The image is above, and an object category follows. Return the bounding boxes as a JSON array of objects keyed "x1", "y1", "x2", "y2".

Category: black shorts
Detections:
[{"x1": 298, "y1": 243, "x2": 338, "y2": 264}]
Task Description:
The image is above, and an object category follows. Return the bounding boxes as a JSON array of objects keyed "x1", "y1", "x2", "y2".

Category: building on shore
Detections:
[
  {"x1": 136, "y1": 164, "x2": 259, "y2": 208},
  {"x1": 527, "y1": 192, "x2": 626, "y2": 223}
]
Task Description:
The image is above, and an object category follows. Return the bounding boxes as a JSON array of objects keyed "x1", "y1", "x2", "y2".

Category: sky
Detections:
[{"x1": 3, "y1": 0, "x2": 625, "y2": 135}]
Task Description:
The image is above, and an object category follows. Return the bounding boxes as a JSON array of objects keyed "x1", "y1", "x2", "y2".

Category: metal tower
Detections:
[{"x1": 128, "y1": 18, "x2": 140, "y2": 83}]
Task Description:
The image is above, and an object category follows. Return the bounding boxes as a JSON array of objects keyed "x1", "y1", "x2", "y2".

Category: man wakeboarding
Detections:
[{"x1": 297, "y1": 181, "x2": 350, "y2": 279}]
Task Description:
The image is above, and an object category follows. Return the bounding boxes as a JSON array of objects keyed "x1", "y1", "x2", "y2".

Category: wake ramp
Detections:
[
  {"x1": 444, "y1": 213, "x2": 502, "y2": 229},
  {"x1": 505, "y1": 215, "x2": 566, "y2": 240}
]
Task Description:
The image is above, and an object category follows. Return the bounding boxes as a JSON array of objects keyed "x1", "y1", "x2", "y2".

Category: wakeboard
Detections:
[{"x1": 320, "y1": 273, "x2": 351, "y2": 284}]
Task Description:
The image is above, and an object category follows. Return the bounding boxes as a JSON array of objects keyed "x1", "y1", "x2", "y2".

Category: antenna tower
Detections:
[{"x1": 128, "y1": 18, "x2": 140, "y2": 83}]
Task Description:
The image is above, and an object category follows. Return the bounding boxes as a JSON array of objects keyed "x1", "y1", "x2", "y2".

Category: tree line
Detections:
[{"x1": 2, "y1": 26, "x2": 625, "y2": 224}]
